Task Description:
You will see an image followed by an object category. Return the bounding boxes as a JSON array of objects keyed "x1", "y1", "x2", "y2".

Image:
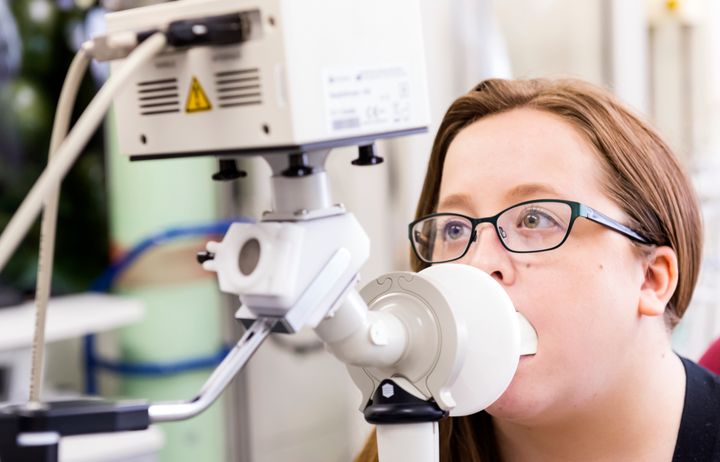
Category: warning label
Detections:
[{"x1": 186, "y1": 77, "x2": 212, "y2": 113}]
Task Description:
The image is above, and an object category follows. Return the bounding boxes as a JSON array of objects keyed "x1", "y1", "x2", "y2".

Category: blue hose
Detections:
[
  {"x1": 84, "y1": 218, "x2": 251, "y2": 394},
  {"x1": 89, "y1": 219, "x2": 247, "y2": 293}
]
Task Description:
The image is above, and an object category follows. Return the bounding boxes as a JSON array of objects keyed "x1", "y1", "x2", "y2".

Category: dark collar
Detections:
[{"x1": 672, "y1": 356, "x2": 720, "y2": 461}]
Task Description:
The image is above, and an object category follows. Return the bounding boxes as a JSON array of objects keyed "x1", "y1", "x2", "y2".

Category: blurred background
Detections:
[{"x1": 1, "y1": 0, "x2": 720, "y2": 461}]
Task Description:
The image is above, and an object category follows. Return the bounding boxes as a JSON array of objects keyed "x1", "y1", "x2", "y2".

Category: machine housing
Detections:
[{"x1": 106, "y1": 0, "x2": 430, "y2": 160}]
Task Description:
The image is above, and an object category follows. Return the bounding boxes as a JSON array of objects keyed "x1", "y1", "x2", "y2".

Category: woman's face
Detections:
[{"x1": 438, "y1": 108, "x2": 650, "y2": 425}]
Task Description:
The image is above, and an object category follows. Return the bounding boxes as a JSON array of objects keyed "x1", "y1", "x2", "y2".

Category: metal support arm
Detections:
[{"x1": 148, "y1": 317, "x2": 276, "y2": 423}]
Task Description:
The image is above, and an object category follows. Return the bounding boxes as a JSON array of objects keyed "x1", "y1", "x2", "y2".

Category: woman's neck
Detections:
[{"x1": 493, "y1": 341, "x2": 686, "y2": 462}]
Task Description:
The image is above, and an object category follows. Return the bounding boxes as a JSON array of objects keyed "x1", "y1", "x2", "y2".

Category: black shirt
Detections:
[{"x1": 672, "y1": 356, "x2": 720, "y2": 461}]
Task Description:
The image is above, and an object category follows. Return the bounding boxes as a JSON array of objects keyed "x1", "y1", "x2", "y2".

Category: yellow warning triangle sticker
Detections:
[{"x1": 185, "y1": 77, "x2": 212, "y2": 113}]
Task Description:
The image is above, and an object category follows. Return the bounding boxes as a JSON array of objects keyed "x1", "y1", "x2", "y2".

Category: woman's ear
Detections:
[{"x1": 638, "y1": 246, "x2": 678, "y2": 317}]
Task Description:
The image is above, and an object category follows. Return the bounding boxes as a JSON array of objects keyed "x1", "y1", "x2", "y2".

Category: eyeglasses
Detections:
[{"x1": 409, "y1": 199, "x2": 652, "y2": 264}]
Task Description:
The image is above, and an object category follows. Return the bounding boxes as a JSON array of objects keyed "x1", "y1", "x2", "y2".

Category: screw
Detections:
[
  {"x1": 382, "y1": 383, "x2": 395, "y2": 398},
  {"x1": 196, "y1": 251, "x2": 215, "y2": 264},
  {"x1": 369, "y1": 320, "x2": 389, "y2": 346}
]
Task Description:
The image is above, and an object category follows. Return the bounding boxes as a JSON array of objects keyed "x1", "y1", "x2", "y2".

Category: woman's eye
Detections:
[
  {"x1": 443, "y1": 221, "x2": 469, "y2": 240},
  {"x1": 518, "y1": 209, "x2": 558, "y2": 229}
]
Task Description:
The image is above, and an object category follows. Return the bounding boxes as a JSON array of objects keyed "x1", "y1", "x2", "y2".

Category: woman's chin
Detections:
[
  {"x1": 486, "y1": 390, "x2": 532, "y2": 421},
  {"x1": 485, "y1": 360, "x2": 544, "y2": 422}
]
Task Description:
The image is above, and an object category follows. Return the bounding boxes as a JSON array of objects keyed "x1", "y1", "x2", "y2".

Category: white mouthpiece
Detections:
[{"x1": 517, "y1": 311, "x2": 538, "y2": 356}]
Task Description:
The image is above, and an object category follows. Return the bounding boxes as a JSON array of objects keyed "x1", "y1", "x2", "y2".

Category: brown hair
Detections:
[{"x1": 354, "y1": 78, "x2": 703, "y2": 462}]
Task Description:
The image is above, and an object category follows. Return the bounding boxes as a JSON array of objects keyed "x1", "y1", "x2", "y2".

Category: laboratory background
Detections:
[{"x1": 0, "y1": 0, "x2": 719, "y2": 461}]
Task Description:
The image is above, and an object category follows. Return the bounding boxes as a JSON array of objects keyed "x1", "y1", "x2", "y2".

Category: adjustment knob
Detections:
[
  {"x1": 196, "y1": 251, "x2": 215, "y2": 264},
  {"x1": 352, "y1": 143, "x2": 384, "y2": 166},
  {"x1": 282, "y1": 153, "x2": 314, "y2": 177},
  {"x1": 212, "y1": 159, "x2": 247, "y2": 181}
]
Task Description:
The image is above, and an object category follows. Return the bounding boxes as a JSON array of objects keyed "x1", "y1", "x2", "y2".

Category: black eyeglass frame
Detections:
[{"x1": 408, "y1": 199, "x2": 653, "y2": 264}]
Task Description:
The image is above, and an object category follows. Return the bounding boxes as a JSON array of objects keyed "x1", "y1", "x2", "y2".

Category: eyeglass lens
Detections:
[{"x1": 411, "y1": 201, "x2": 574, "y2": 262}]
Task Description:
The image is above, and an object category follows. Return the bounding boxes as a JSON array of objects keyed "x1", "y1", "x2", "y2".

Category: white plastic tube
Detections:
[
  {"x1": 377, "y1": 422, "x2": 439, "y2": 462},
  {"x1": 315, "y1": 289, "x2": 408, "y2": 368},
  {"x1": 29, "y1": 46, "x2": 92, "y2": 404},
  {"x1": 0, "y1": 33, "x2": 168, "y2": 273}
]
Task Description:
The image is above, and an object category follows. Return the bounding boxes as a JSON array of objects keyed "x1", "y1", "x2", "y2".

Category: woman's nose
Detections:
[{"x1": 462, "y1": 224, "x2": 515, "y2": 284}]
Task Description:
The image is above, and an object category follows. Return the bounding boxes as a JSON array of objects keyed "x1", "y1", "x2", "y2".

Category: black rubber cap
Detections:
[
  {"x1": 196, "y1": 251, "x2": 215, "y2": 264},
  {"x1": 363, "y1": 379, "x2": 447, "y2": 424},
  {"x1": 212, "y1": 159, "x2": 247, "y2": 181},
  {"x1": 352, "y1": 144, "x2": 384, "y2": 166},
  {"x1": 281, "y1": 153, "x2": 314, "y2": 177}
]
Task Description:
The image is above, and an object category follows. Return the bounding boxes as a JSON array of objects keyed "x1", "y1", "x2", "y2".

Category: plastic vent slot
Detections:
[
  {"x1": 137, "y1": 78, "x2": 181, "y2": 116},
  {"x1": 215, "y1": 68, "x2": 262, "y2": 108}
]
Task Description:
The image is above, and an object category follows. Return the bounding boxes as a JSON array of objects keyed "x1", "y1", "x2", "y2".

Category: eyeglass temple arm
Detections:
[{"x1": 581, "y1": 205, "x2": 650, "y2": 244}]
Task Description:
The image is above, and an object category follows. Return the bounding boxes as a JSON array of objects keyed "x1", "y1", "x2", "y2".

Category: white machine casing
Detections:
[
  {"x1": 106, "y1": 0, "x2": 430, "y2": 159},
  {"x1": 203, "y1": 212, "x2": 370, "y2": 321}
]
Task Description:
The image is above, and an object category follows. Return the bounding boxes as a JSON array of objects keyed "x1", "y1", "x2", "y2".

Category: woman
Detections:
[{"x1": 355, "y1": 78, "x2": 720, "y2": 461}]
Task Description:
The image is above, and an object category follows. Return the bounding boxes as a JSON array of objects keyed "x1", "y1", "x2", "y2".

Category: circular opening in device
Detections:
[
  {"x1": 238, "y1": 238, "x2": 261, "y2": 276},
  {"x1": 140, "y1": 134, "x2": 147, "y2": 144},
  {"x1": 268, "y1": 16, "x2": 276, "y2": 27},
  {"x1": 262, "y1": 124, "x2": 270, "y2": 135}
]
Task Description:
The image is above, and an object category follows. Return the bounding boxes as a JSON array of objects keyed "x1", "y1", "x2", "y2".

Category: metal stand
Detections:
[{"x1": 0, "y1": 318, "x2": 275, "y2": 462}]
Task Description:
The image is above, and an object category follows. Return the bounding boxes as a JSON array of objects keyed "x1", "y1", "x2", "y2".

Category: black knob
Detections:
[
  {"x1": 282, "y1": 153, "x2": 314, "y2": 177},
  {"x1": 196, "y1": 251, "x2": 215, "y2": 264},
  {"x1": 212, "y1": 159, "x2": 247, "y2": 181},
  {"x1": 352, "y1": 144, "x2": 383, "y2": 166}
]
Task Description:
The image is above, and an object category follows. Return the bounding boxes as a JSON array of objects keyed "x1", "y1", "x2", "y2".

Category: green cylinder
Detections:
[{"x1": 105, "y1": 111, "x2": 227, "y2": 462}]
